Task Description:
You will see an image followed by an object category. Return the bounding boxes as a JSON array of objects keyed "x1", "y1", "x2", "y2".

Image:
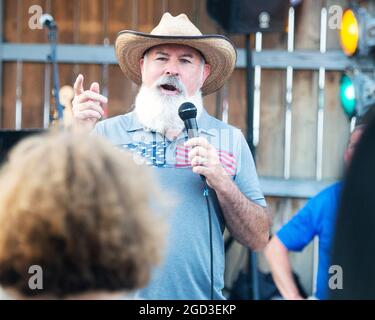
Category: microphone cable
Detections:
[
  {"x1": 179, "y1": 102, "x2": 215, "y2": 300},
  {"x1": 203, "y1": 181, "x2": 214, "y2": 300}
]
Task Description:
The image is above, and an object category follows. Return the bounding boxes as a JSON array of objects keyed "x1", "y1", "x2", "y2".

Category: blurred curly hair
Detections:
[{"x1": 0, "y1": 130, "x2": 167, "y2": 298}]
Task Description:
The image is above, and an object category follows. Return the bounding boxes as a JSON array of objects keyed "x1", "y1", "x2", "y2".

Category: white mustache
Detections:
[{"x1": 154, "y1": 75, "x2": 186, "y2": 95}]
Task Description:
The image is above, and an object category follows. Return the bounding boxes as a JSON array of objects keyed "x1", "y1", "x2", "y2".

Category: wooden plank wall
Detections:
[
  {"x1": 257, "y1": 0, "x2": 351, "y2": 295},
  {"x1": 1, "y1": 0, "x2": 352, "y2": 297}
]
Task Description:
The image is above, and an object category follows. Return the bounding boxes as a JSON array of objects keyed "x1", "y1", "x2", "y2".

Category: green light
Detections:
[{"x1": 340, "y1": 74, "x2": 356, "y2": 117}]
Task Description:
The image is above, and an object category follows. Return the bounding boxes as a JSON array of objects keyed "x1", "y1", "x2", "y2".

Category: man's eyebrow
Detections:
[
  {"x1": 180, "y1": 53, "x2": 194, "y2": 58},
  {"x1": 154, "y1": 51, "x2": 195, "y2": 58},
  {"x1": 155, "y1": 51, "x2": 169, "y2": 56}
]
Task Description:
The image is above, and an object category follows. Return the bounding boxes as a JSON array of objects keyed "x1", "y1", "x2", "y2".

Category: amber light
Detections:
[{"x1": 340, "y1": 9, "x2": 359, "y2": 56}]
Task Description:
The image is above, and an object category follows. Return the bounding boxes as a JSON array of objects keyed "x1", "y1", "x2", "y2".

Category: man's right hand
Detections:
[{"x1": 72, "y1": 74, "x2": 107, "y2": 128}]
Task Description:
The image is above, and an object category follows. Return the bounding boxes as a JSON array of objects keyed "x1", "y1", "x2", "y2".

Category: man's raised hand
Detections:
[{"x1": 72, "y1": 74, "x2": 107, "y2": 128}]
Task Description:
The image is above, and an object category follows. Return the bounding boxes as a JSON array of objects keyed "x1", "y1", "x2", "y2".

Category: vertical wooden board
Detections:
[
  {"x1": 52, "y1": 0, "x2": 76, "y2": 94},
  {"x1": 20, "y1": 0, "x2": 46, "y2": 128},
  {"x1": 3, "y1": 0, "x2": 18, "y2": 42},
  {"x1": 21, "y1": 63, "x2": 44, "y2": 128},
  {"x1": 107, "y1": 65, "x2": 134, "y2": 117},
  {"x1": 76, "y1": 65, "x2": 102, "y2": 92},
  {"x1": 138, "y1": 0, "x2": 164, "y2": 32},
  {"x1": 288, "y1": 1, "x2": 324, "y2": 178},
  {"x1": 79, "y1": 0, "x2": 104, "y2": 45},
  {"x1": 107, "y1": 0, "x2": 133, "y2": 44},
  {"x1": 75, "y1": 0, "x2": 104, "y2": 116},
  {"x1": 203, "y1": 91, "x2": 217, "y2": 117},
  {"x1": 256, "y1": 21, "x2": 288, "y2": 178},
  {"x1": 228, "y1": 34, "x2": 245, "y2": 50},
  {"x1": 196, "y1": 0, "x2": 219, "y2": 34},
  {"x1": 322, "y1": 71, "x2": 350, "y2": 180},
  {"x1": 106, "y1": 0, "x2": 134, "y2": 117},
  {"x1": 48, "y1": 0, "x2": 76, "y2": 123},
  {"x1": 20, "y1": 0, "x2": 46, "y2": 43},
  {"x1": 1, "y1": 63, "x2": 17, "y2": 129},
  {"x1": 326, "y1": 0, "x2": 349, "y2": 50},
  {"x1": 197, "y1": 0, "x2": 223, "y2": 121},
  {"x1": 199, "y1": 0, "x2": 225, "y2": 118},
  {"x1": 51, "y1": 61, "x2": 77, "y2": 124},
  {"x1": 226, "y1": 69, "x2": 246, "y2": 133},
  {"x1": 257, "y1": 70, "x2": 285, "y2": 178},
  {"x1": 262, "y1": 32, "x2": 287, "y2": 50},
  {"x1": 2, "y1": 1, "x2": 20, "y2": 128},
  {"x1": 4, "y1": 0, "x2": 46, "y2": 42},
  {"x1": 166, "y1": 0, "x2": 197, "y2": 18},
  {"x1": 294, "y1": 0, "x2": 323, "y2": 50},
  {"x1": 51, "y1": 0, "x2": 75, "y2": 44},
  {"x1": 58, "y1": 64, "x2": 76, "y2": 101},
  {"x1": 290, "y1": 71, "x2": 318, "y2": 179}
]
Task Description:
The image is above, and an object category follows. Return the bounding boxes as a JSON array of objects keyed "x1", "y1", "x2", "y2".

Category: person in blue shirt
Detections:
[{"x1": 264, "y1": 125, "x2": 365, "y2": 300}]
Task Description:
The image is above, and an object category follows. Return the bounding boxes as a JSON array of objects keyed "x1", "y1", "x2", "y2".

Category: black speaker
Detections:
[
  {"x1": 206, "y1": 0, "x2": 290, "y2": 34},
  {"x1": 0, "y1": 129, "x2": 44, "y2": 165}
]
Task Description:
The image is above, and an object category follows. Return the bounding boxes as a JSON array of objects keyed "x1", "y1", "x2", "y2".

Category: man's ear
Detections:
[
  {"x1": 202, "y1": 64, "x2": 211, "y2": 85},
  {"x1": 140, "y1": 58, "x2": 144, "y2": 74}
]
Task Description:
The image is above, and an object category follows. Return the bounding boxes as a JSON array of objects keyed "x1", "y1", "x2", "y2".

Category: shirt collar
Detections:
[
  {"x1": 126, "y1": 111, "x2": 145, "y2": 132},
  {"x1": 197, "y1": 108, "x2": 216, "y2": 137}
]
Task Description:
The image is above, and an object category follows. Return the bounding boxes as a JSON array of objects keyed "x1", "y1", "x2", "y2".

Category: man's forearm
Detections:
[{"x1": 214, "y1": 176, "x2": 270, "y2": 250}]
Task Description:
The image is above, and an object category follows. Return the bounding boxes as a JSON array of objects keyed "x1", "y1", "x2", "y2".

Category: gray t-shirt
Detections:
[{"x1": 92, "y1": 109, "x2": 266, "y2": 300}]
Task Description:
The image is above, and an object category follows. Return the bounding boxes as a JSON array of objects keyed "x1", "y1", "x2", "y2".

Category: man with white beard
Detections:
[{"x1": 72, "y1": 12, "x2": 270, "y2": 300}]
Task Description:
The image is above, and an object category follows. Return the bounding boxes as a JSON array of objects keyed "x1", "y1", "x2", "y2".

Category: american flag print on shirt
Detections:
[
  {"x1": 117, "y1": 141, "x2": 168, "y2": 166},
  {"x1": 175, "y1": 144, "x2": 237, "y2": 176}
]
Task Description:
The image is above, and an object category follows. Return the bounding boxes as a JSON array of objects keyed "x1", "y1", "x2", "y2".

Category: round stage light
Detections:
[
  {"x1": 340, "y1": 9, "x2": 359, "y2": 56},
  {"x1": 340, "y1": 74, "x2": 356, "y2": 117}
]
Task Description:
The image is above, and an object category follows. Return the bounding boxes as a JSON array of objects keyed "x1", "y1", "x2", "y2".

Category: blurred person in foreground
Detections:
[
  {"x1": 264, "y1": 125, "x2": 365, "y2": 300},
  {"x1": 0, "y1": 130, "x2": 166, "y2": 300},
  {"x1": 330, "y1": 115, "x2": 375, "y2": 299}
]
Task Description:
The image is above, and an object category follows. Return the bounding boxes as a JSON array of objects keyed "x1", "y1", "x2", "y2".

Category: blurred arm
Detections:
[{"x1": 264, "y1": 236, "x2": 304, "y2": 300}]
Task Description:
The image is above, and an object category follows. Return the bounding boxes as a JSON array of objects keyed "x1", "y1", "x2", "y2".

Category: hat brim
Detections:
[{"x1": 115, "y1": 31, "x2": 237, "y2": 96}]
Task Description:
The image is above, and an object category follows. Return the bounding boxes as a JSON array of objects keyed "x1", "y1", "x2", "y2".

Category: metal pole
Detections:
[
  {"x1": 43, "y1": 0, "x2": 52, "y2": 128},
  {"x1": 312, "y1": 7, "x2": 328, "y2": 297},
  {"x1": 48, "y1": 26, "x2": 63, "y2": 121},
  {"x1": 102, "y1": 0, "x2": 109, "y2": 118},
  {"x1": 246, "y1": 34, "x2": 255, "y2": 156},
  {"x1": 253, "y1": 32, "x2": 262, "y2": 147},
  {"x1": 15, "y1": 0, "x2": 23, "y2": 130},
  {"x1": 43, "y1": 63, "x2": 51, "y2": 128},
  {"x1": 284, "y1": 7, "x2": 295, "y2": 180},
  {"x1": 245, "y1": 33, "x2": 260, "y2": 301},
  {"x1": 316, "y1": 7, "x2": 327, "y2": 181}
]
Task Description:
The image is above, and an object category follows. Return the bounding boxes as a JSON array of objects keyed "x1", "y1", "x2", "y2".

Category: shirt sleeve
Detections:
[
  {"x1": 276, "y1": 199, "x2": 319, "y2": 251},
  {"x1": 233, "y1": 129, "x2": 267, "y2": 208},
  {"x1": 90, "y1": 122, "x2": 104, "y2": 136}
]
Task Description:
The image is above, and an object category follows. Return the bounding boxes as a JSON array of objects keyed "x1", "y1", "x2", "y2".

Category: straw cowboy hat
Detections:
[{"x1": 115, "y1": 12, "x2": 237, "y2": 96}]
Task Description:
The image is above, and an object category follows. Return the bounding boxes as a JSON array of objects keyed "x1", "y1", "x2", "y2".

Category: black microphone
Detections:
[
  {"x1": 179, "y1": 102, "x2": 207, "y2": 183},
  {"x1": 178, "y1": 102, "x2": 199, "y2": 139},
  {"x1": 40, "y1": 14, "x2": 57, "y2": 30}
]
